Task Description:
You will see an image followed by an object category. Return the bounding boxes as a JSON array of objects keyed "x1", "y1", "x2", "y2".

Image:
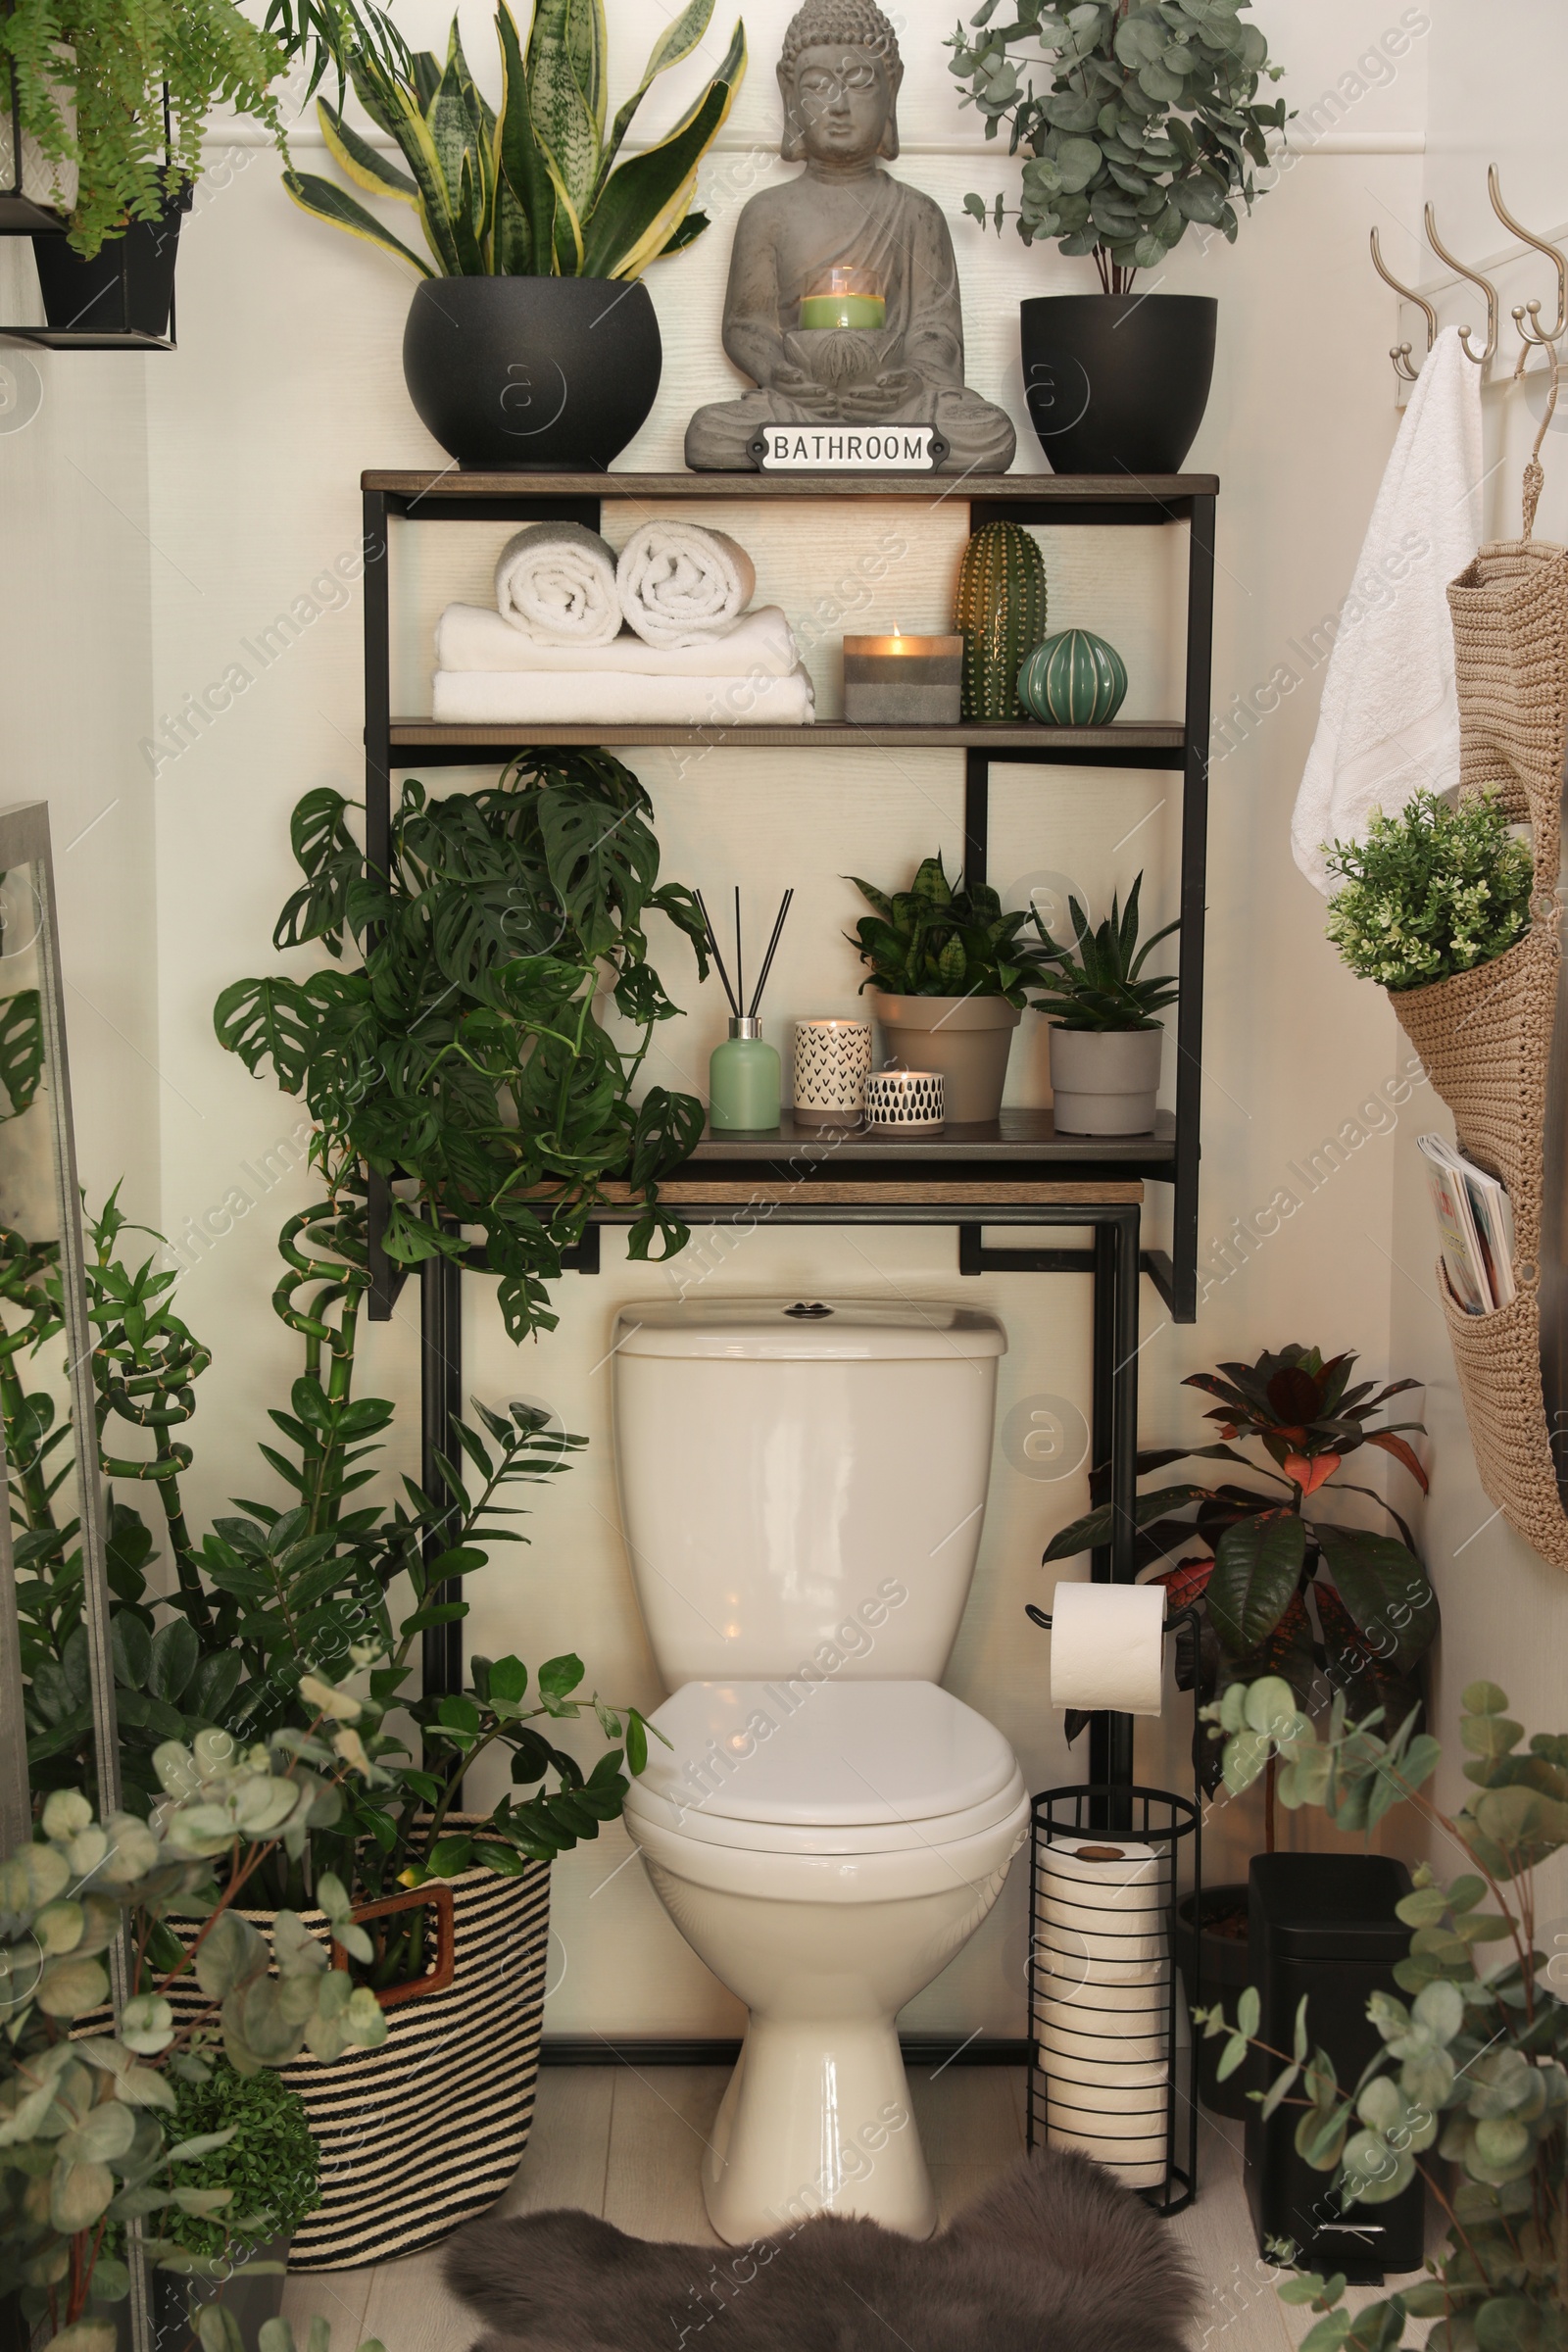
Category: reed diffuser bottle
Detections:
[{"x1": 702, "y1": 887, "x2": 793, "y2": 1133}]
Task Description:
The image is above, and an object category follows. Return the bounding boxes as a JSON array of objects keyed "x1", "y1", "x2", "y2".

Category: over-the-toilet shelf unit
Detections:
[{"x1": 359, "y1": 466, "x2": 1217, "y2": 1799}]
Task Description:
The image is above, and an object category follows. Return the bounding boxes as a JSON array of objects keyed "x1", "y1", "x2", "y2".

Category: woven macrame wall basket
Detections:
[{"x1": 1389, "y1": 534, "x2": 1568, "y2": 1569}]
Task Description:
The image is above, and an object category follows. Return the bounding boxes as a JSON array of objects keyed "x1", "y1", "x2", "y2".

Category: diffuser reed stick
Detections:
[{"x1": 702, "y1": 887, "x2": 793, "y2": 1132}]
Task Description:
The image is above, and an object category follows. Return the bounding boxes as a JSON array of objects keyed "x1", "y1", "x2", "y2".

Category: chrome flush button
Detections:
[{"x1": 784, "y1": 1301, "x2": 833, "y2": 1318}]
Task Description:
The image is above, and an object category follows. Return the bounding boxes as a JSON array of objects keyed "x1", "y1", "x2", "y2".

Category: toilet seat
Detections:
[{"x1": 624, "y1": 1678, "x2": 1026, "y2": 1857}]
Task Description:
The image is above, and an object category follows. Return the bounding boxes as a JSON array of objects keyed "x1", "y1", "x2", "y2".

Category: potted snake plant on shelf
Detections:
[
  {"x1": 1027, "y1": 873, "x2": 1177, "y2": 1136},
  {"x1": 270, "y1": 0, "x2": 747, "y2": 466},
  {"x1": 846, "y1": 853, "x2": 1054, "y2": 1123},
  {"x1": 0, "y1": 0, "x2": 290, "y2": 338}
]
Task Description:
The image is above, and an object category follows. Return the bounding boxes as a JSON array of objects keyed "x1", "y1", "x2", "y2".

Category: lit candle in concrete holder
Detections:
[
  {"x1": 799, "y1": 266, "x2": 886, "y2": 330},
  {"x1": 843, "y1": 627, "x2": 964, "y2": 724}
]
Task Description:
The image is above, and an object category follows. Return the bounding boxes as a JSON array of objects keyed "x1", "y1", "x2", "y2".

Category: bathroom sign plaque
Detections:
[{"x1": 748, "y1": 424, "x2": 950, "y2": 472}]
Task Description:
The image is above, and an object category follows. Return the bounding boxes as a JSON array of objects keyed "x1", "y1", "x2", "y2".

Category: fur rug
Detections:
[{"x1": 444, "y1": 2142, "x2": 1200, "y2": 2351}]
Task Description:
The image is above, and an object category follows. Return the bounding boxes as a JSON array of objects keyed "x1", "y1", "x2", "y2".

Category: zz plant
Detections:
[
  {"x1": 216, "y1": 753, "x2": 710, "y2": 1342},
  {"x1": 846, "y1": 853, "x2": 1054, "y2": 1003},
  {"x1": 948, "y1": 0, "x2": 1288, "y2": 291},
  {"x1": 1199, "y1": 1677, "x2": 1568, "y2": 2352},
  {"x1": 1043, "y1": 1345, "x2": 1438, "y2": 1807},
  {"x1": 272, "y1": 0, "x2": 747, "y2": 279}
]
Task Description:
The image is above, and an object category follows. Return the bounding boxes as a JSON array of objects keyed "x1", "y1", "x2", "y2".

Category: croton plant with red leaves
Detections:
[{"x1": 1042, "y1": 1345, "x2": 1439, "y2": 1792}]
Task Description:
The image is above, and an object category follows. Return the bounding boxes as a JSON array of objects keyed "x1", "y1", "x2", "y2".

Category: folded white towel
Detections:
[
  {"x1": 1292, "y1": 326, "x2": 1483, "y2": 897},
  {"x1": 494, "y1": 521, "x2": 620, "y2": 646},
  {"x1": 431, "y1": 665, "x2": 816, "y2": 727},
  {"x1": 436, "y1": 603, "x2": 800, "y2": 679},
  {"x1": 616, "y1": 520, "x2": 757, "y2": 649}
]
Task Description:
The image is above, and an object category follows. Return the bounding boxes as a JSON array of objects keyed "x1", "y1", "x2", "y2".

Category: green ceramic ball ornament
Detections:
[{"x1": 1017, "y1": 629, "x2": 1129, "y2": 726}]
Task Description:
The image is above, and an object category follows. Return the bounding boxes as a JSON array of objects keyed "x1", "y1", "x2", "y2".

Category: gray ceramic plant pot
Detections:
[
  {"x1": 1050, "y1": 1026, "x2": 1162, "y2": 1136},
  {"x1": 872, "y1": 994, "x2": 1021, "y2": 1124}
]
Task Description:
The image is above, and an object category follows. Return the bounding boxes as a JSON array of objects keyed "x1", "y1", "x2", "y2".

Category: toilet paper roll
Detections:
[
  {"x1": 1037, "y1": 1834, "x2": 1167, "y2": 1986},
  {"x1": 1037, "y1": 2009, "x2": 1169, "y2": 2067},
  {"x1": 1041, "y1": 2047, "x2": 1169, "y2": 2096},
  {"x1": 1049, "y1": 1581, "x2": 1166, "y2": 1715},
  {"x1": 1037, "y1": 1977, "x2": 1166, "y2": 2018},
  {"x1": 1046, "y1": 2120, "x2": 1167, "y2": 2189}
]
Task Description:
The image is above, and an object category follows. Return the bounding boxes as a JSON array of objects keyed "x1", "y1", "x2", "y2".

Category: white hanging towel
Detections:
[{"x1": 1291, "y1": 326, "x2": 1484, "y2": 896}]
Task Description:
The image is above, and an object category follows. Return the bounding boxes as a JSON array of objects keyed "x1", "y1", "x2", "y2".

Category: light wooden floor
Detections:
[{"x1": 280, "y1": 2066, "x2": 1433, "y2": 2351}]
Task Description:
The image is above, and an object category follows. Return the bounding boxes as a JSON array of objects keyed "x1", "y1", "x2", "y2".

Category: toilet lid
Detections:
[{"x1": 623, "y1": 1679, "x2": 1023, "y2": 1853}]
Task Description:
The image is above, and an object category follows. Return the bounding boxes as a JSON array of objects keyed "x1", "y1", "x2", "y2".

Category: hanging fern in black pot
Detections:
[{"x1": 215, "y1": 748, "x2": 711, "y2": 1340}]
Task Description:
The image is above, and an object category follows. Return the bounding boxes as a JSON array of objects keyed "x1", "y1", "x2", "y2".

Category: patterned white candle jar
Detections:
[
  {"x1": 792, "y1": 1017, "x2": 873, "y2": 1125},
  {"x1": 864, "y1": 1069, "x2": 945, "y2": 1130}
]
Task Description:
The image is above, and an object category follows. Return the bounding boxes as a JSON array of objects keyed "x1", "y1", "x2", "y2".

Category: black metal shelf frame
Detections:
[{"x1": 358, "y1": 470, "x2": 1216, "y2": 1767}]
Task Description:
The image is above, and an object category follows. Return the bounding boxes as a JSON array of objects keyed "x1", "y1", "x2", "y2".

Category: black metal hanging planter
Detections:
[{"x1": 0, "y1": 70, "x2": 183, "y2": 349}]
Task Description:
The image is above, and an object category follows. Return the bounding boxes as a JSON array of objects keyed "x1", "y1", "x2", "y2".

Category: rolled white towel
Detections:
[
  {"x1": 430, "y1": 665, "x2": 815, "y2": 727},
  {"x1": 616, "y1": 520, "x2": 757, "y2": 649},
  {"x1": 494, "y1": 521, "x2": 620, "y2": 646},
  {"x1": 436, "y1": 603, "x2": 799, "y2": 679}
]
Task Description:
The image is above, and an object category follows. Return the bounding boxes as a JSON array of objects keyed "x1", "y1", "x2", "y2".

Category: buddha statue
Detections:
[{"x1": 684, "y1": 0, "x2": 1016, "y2": 474}]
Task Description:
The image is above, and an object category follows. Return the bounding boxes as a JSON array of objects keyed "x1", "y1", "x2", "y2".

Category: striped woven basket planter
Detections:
[
  {"x1": 281, "y1": 1858, "x2": 550, "y2": 2268},
  {"x1": 132, "y1": 1852, "x2": 551, "y2": 2272}
]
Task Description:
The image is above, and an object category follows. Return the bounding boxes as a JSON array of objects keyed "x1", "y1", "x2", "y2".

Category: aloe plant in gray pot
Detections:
[
  {"x1": 846, "y1": 854, "x2": 1054, "y2": 1124},
  {"x1": 1028, "y1": 874, "x2": 1177, "y2": 1136}
]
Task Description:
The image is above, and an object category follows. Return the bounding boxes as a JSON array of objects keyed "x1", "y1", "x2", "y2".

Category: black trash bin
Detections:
[{"x1": 1245, "y1": 1855, "x2": 1425, "y2": 2283}]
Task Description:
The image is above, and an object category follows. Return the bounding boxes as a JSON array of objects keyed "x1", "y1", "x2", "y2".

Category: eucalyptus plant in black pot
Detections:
[{"x1": 948, "y1": 0, "x2": 1288, "y2": 470}]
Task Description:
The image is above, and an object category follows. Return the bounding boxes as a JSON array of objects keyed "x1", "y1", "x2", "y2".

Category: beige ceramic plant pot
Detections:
[
  {"x1": 1050, "y1": 1026, "x2": 1162, "y2": 1135},
  {"x1": 872, "y1": 993, "x2": 1022, "y2": 1123}
]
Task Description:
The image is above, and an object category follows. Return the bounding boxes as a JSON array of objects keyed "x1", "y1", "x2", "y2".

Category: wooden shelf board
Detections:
[
  {"x1": 682, "y1": 1107, "x2": 1175, "y2": 1168},
  {"x1": 388, "y1": 718, "x2": 1186, "y2": 756},
  {"x1": 364, "y1": 468, "x2": 1218, "y2": 504}
]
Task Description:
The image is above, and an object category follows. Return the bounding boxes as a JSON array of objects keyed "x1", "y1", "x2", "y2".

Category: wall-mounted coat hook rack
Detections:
[{"x1": 1373, "y1": 169, "x2": 1568, "y2": 384}]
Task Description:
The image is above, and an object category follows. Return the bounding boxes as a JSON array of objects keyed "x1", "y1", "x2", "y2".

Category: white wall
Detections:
[{"x1": 4, "y1": 0, "x2": 1473, "y2": 2035}]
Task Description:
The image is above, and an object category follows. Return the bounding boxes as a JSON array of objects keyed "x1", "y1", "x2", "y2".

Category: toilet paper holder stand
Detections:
[{"x1": 1024, "y1": 1598, "x2": 1203, "y2": 1802}]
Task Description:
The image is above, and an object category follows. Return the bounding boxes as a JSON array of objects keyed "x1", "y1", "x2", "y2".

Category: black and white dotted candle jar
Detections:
[
  {"x1": 864, "y1": 1069, "x2": 945, "y2": 1129},
  {"x1": 793, "y1": 1017, "x2": 873, "y2": 1124}
]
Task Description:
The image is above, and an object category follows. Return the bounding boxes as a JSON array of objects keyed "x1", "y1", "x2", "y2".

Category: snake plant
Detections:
[{"x1": 272, "y1": 0, "x2": 747, "y2": 278}]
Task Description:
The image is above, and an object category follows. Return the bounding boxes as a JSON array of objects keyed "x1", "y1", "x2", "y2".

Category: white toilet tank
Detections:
[{"x1": 611, "y1": 1298, "x2": 1006, "y2": 1688}]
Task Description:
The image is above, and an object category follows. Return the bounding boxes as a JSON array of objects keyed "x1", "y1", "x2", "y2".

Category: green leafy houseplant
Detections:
[
  {"x1": 1324, "y1": 787, "x2": 1536, "y2": 993},
  {"x1": 144, "y1": 2063, "x2": 319, "y2": 2263},
  {"x1": 0, "y1": 0, "x2": 290, "y2": 257},
  {"x1": 1199, "y1": 1676, "x2": 1568, "y2": 2352},
  {"x1": 272, "y1": 0, "x2": 746, "y2": 279},
  {"x1": 1043, "y1": 1345, "x2": 1439, "y2": 1816},
  {"x1": 4, "y1": 1191, "x2": 657, "y2": 1932},
  {"x1": 1027, "y1": 872, "x2": 1177, "y2": 1030},
  {"x1": 948, "y1": 0, "x2": 1287, "y2": 292},
  {"x1": 216, "y1": 755, "x2": 710, "y2": 1343},
  {"x1": 846, "y1": 853, "x2": 1054, "y2": 1004},
  {"x1": 0, "y1": 1749, "x2": 391, "y2": 2352}
]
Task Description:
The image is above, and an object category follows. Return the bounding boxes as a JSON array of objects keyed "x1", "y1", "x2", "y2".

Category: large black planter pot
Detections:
[
  {"x1": 1018, "y1": 293, "x2": 1217, "y2": 474},
  {"x1": 1176, "y1": 1883, "x2": 1252, "y2": 2122},
  {"x1": 32, "y1": 193, "x2": 186, "y2": 338},
  {"x1": 403, "y1": 276, "x2": 662, "y2": 471}
]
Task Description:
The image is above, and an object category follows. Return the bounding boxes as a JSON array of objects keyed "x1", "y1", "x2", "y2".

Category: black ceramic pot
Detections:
[
  {"x1": 32, "y1": 189, "x2": 187, "y2": 338},
  {"x1": 403, "y1": 276, "x2": 662, "y2": 470},
  {"x1": 1176, "y1": 1883, "x2": 1252, "y2": 2121},
  {"x1": 1018, "y1": 293, "x2": 1217, "y2": 474}
]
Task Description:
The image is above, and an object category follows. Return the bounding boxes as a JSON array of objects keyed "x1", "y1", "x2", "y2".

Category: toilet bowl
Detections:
[
  {"x1": 612, "y1": 1298, "x2": 1025, "y2": 2243},
  {"x1": 624, "y1": 1678, "x2": 1030, "y2": 2242}
]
